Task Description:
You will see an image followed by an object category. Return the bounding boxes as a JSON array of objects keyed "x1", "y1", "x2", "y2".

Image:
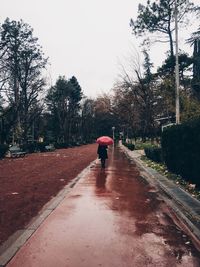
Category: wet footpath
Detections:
[{"x1": 6, "y1": 146, "x2": 200, "y2": 267}]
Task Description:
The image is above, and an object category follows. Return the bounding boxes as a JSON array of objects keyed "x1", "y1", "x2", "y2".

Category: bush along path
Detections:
[{"x1": 161, "y1": 118, "x2": 200, "y2": 188}]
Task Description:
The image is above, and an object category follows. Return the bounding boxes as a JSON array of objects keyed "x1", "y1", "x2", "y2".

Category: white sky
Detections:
[{"x1": 0, "y1": 0, "x2": 199, "y2": 97}]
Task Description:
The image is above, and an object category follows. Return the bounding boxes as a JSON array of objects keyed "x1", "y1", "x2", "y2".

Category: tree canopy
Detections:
[
  {"x1": 0, "y1": 18, "x2": 48, "y2": 143},
  {"x1": 130, "y1": 0, "x2": 197, "y2": 57},
  {"x1": 46, "y1": 76, "x2": 83, "y2": 143}
]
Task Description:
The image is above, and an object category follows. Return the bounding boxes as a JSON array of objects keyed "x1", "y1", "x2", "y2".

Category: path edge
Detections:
[{"x1": 120, "y1": 143, "x2": 200, "y2": 251}]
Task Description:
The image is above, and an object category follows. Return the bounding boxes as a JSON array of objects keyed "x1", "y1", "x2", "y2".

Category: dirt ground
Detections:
[{"x1": 0, "y1": 143, "x2": 97, "y2": 246}]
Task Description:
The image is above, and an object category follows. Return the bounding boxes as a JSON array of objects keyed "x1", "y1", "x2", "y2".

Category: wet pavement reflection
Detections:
[{"x1": 7, "y1": 145, "x2": 200, "y2": 267}]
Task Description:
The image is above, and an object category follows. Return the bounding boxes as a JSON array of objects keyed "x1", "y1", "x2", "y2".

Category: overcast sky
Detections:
[{"x1": 0, "y1": 0, "x2": 199, "y2": 97}]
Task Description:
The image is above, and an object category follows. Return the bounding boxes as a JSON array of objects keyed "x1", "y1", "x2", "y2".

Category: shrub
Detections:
[
  {"x1": 54, "y1": 142, "x2": 68, "y2": 149},
  {"x1": 123, "y1": 142, "x2": 135, "y2": 151},
  {"x1": 161, "y1": 118, "x2": 200, "y2": 186},
  {"x1": 37, "y1": 142, "x2": 48, "y2": 152},
  {"x1": 71, "y1": 141, "x2": 80, "y2": 147},
  {"x1": 21, "y1": 143, "x2": 37, "y2": 153},
  {"x1": 144, "y1": 146, "x2": 163, "y2": 163},
  {"x1": 0, "y1": 144, "x2": 9, "y2": 159}
]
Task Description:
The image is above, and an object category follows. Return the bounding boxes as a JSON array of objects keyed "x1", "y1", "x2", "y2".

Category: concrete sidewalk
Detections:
[{"x1": 120, "y1": 144, "x2": 200, "y2": 246}]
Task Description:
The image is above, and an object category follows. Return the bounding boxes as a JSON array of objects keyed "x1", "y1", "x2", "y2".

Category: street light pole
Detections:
[
  {"x1": 175, "y1": 0, "x2": 180, "y2": 124},
  {"x1": 112, "y1": 126, "x2": 115, "y2": 141}
]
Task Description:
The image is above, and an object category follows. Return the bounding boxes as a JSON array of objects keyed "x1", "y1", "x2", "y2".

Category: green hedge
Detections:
[
  {"x1": 21, "y1": 142, "x2": 50, "y2": 153},
  {"x1": 144, "y1": 146, "x2": 163, "y2": 163},
  {"x1": 22, "y1": 142, "x2": 48, "y2": 153},
  {"x1": 161, "y1": 118, "x2": 200, "y2": 186},
  {"x1": 0, "y1": 144, "x2": 9, "y2": 159},
  {"x1": 122, "y1": 142, "x2": 135, "y2": 151},
  {"x1": 21, "y1": 143, "x2": 38, "y2": 153},
  {"x1": 37, "y1": 142, "x2": 48, "y2": 152},
  {"x1": 54, "y1": 142, "x2": 69, "y2": 149}
]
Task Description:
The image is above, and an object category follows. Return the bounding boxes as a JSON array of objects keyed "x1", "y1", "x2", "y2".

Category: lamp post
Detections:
[
  {"x1": 112, "y1": 126, "x2": 115, "y2": 141},
  {"x1": 175, "y1": 0, "x2": 180, "y2": 124}
]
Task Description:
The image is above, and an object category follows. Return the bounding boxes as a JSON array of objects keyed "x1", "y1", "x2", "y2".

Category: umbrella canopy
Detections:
[{"x1": 96, "y1": 136, "x2": 114, "y2": 146}]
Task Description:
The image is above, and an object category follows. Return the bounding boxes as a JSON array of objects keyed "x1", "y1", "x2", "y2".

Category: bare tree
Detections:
[{"x1": 114, "y1": 49, "x2": 159, "y2": 139}]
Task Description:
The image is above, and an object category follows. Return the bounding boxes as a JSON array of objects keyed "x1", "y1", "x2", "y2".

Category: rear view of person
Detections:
[{"x1": 97, "y1": 144, "x2": 108, "y2": 168}]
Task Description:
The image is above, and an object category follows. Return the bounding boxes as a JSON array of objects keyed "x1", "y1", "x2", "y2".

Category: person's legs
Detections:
[{"x1": 101, "y1": 158, "x2": 105, "y2": 168}]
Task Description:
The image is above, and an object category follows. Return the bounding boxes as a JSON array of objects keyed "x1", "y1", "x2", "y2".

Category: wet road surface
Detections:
[{"x1": 7, "y1": 146, "x2": 200, "y2": 266}]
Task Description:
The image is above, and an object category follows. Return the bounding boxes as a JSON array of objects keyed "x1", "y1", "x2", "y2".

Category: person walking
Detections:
[{"x1": 97, "y1": 144, "x2": 108, "y2": 168}]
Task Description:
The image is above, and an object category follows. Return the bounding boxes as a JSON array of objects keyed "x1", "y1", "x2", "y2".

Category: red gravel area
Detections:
[{"x1": 0, "y1": 144, "x2": 97, "y2": 246}]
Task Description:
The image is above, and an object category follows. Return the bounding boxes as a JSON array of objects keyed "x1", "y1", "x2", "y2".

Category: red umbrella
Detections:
[{"x1": 96, "y1": 136, "x2": 114, "y2": 145}]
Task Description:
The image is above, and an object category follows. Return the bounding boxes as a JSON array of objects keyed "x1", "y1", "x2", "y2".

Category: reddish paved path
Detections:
[
  {"x1": 7, "y1": 146, "x2": 200, "y2": 266},
  {"x1": 0, "y1": 144, "x2": 97, "y2": 245}
]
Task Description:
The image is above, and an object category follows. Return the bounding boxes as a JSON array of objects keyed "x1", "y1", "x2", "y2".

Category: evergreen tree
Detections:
[
  {"x1": 46, "y1": 76, "x2": 83, "y2": 143},
  {"x1": 0, "y1": 18, "x2": 47, "y2": 143},
  {"x1": 192, "y1": 39, "x2": 200, "y2": 96},
  {"x1": 130, "y1": 0, "x2": 197, "y2": 58}
]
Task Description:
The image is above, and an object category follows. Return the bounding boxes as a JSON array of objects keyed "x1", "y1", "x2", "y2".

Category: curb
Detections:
[
  {"x1": 120, "y1": 144, "x2": 200, "y2": 248},
  {"x1": 0, "y1": 160, "x2": 96, "y2": 266}
]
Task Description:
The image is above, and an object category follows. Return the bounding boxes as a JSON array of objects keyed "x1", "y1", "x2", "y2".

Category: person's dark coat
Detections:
[{"x1": 97, "y1": 145, "x2": 108, "y2": 159}]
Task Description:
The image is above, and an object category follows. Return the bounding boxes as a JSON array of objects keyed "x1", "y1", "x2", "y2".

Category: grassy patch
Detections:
[{"x1": 135, "y1": 142, "x2": 154, "y2": 150}]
